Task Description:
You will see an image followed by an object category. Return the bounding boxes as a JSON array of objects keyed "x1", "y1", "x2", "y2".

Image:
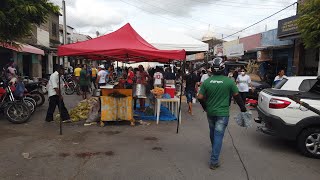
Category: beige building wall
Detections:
[{"x1": 223, "y1": 39, "x2": 239, "y2": 55}]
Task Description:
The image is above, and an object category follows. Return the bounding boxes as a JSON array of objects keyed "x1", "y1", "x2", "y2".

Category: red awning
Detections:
[
  {"x1": 58, "y1": 23, "x2": 186, "y2": 62},
  {"x1": 0, "y1": 42, "x2": 44, "y2": 55}
]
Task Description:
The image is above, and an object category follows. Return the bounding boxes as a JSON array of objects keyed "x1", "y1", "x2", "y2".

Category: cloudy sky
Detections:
[{"x1": 50, "y1": 0, "x2": 297, "y2": 41}]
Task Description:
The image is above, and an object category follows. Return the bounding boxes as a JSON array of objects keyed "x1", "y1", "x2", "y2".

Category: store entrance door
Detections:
[{"x1": 23, "y1": 55, "x2": 32, "y2": 77}]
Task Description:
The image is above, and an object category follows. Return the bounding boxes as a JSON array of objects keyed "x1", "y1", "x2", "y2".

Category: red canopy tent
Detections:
[
  {"x1": 57, "y1": 23, "x2": 185, "y2": 134},
  {"x1": 58, "y1": 23, "x2": 186, "y2": 62}
]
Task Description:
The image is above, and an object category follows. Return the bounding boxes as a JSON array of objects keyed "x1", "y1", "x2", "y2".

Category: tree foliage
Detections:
[
  {"x1": 297, "y1": 0, "x2": 320, "y2": 49},
  {"x1": 0, "y1": 0, "x2": 60, "y2": 44}
]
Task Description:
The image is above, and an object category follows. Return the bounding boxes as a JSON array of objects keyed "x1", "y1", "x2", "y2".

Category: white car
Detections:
[{"x1": 255, "y1": 76, "x2": 320, "y2": 158}]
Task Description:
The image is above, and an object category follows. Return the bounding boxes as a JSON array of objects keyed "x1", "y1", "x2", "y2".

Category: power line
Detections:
[
  {"x1": 120, "y1": 0, "x2": 265, "y2": 39},
  {"x1": 191, "y1": 0, "x2": 283, "y2": 10},
  {"x1": 261, "y1": 5, "x2": 296, "y2": 31},
  {"x1": 211, "y1": 0, "x2": 284, "y2": 7},
  {"x1": 192, "y1": 0, "x2": 284, "y2": 8},
  {"x1": 132, "y1": 0, "x2": 239, "y2": 31},
  {"x1": 119, "y1": 0, "x2": 227, "y2": 36},
  {"x1": 222, "y1": 2, "x2": 297, "y2": 39}
]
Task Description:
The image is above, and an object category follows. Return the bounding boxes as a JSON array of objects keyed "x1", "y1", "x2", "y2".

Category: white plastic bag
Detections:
[
  {"x1": 86, "y1": 99, "x2": 100, "y2": 123},
  {"x1": 234, "y1": 111, "x2": 252, "y2": 128}
]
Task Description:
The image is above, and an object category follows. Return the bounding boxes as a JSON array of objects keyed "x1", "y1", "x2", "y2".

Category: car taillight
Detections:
[{"x1": 269, "y1": 98, "x2": 291, "y2": 109}]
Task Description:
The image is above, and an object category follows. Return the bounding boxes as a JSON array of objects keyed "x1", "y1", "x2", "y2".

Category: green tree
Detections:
[
  {"x1": 297, "y1": 0, "x2": 320, "y2": 75},
  {"x1": 0, "y1": 0, "x2": 60, "y2": 44},
  {"x1": 297, "y1": 0, "x2": 320, "y2": 49}
]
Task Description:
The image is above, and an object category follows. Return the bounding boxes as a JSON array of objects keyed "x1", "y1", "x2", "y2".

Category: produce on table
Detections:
[
  {"x1": 54, "y1": 97, "x2": 99, "y2": 122},
  {"x1": 151, "y1": 87, "x2": 164, "y2": 97}
]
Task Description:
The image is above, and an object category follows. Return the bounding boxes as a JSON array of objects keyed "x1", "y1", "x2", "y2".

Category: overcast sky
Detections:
[{"x1": 50, "y1": 0, "x2": 297, "y2": 41}]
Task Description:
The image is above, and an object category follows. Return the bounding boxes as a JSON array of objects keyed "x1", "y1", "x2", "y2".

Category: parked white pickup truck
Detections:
[{"x1": 255, "y1": 76, "x2": 320, "y2": 158}]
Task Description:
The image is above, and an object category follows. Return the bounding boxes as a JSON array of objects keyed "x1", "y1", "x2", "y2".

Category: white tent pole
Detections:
[{"x1": 176, "y1": 60, "x2": 184, "y2": 134}]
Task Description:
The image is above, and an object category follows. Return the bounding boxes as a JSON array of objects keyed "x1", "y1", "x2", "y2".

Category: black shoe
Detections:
[
  {"x1": 209, "y1": 163, "x2": 220, "y2": 170},
  {"x1": 45, "y1": 119, "x2": 53, "y2": 122}
]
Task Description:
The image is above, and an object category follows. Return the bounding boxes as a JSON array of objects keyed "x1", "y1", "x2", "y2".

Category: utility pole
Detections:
[
  {"x1": 296, "y1": 0, "x2": 299, "y2": 14},
  {"x1": 62, "y1": 0, "x2": 67, "y2": 66},
  {"x1": 59, "y1": 0, "x2": 67, "y2": 136}
]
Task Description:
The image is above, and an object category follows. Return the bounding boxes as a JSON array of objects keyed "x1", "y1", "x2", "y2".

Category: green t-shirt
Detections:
[
  {"x1": 199, "y1": 75, "x2": 239, "y2": 116},
  {"x1": 79, "y1": 69, "x2": 89, "y2": 86}
]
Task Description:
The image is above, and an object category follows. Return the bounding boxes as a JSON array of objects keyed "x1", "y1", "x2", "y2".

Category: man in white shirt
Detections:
[
  {"x1": 153, "y1": 67, "x2": 163, "y2": 87},
  {"x1": 236, "y1": 68, "x2": 253, "y2": 103},
  {"x1": 200, "y1": 68, "x2": 211, "y2": 84},
  {"x1": 96, "y1": 65, "x2": 108, "y2": 88},
  {"x1": 45, "y1": 65, "x2": 70, "y2": 122}
]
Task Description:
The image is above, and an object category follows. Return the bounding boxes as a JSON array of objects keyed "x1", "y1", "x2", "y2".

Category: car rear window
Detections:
[
  {"x1": 299, "y1": 79, "x2": 317, "y2": 92},
  {"x1": 310, "y1": 80, "x2": 320, "y2": 94},
  {"x1": 274, "y1": 78, "x2": 288, "y2": 89}
]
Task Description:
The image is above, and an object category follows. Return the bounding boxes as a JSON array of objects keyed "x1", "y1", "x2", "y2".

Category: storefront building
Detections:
[
  {"x1": 261, "y1": 28, "x2": 294, "y2": 76},
  {"x1": 278, "y1": 14, "x2": 319, "y2": 76},
  {"x1": 0, "y1": 43, "x2": 44, "y2": 78},
  {"x1": 240, "y1": 33, "x2": 261, "y2": 61}
]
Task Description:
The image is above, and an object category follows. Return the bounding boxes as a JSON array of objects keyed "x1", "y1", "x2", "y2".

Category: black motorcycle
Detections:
[
  {"x1": 0, "y1": 80, "x2": 31, "y2": 124},
  {"x1": 24, "y1": 82, "x2": 45, "y2": 107}
]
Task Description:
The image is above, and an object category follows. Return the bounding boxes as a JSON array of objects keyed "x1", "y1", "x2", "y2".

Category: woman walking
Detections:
[{"x1": 236, "y1": 68, "x2": 253, "y2": 104}]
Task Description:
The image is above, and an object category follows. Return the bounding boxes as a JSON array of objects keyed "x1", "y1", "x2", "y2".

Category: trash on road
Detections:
[
  {"x1": 139, "y1": 120, "x2": 151, "y2": 126},
  {"x1": 22, "y1": 152, "x2": 32, "y2": 160},
  {"x1": 234, "y1": 111, "x2": 252, "y2": 128}
]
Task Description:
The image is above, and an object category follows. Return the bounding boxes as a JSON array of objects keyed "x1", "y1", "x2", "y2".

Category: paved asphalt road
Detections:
[{"x1": 0, "y1": 95, "x2": 319, "y2": 180}]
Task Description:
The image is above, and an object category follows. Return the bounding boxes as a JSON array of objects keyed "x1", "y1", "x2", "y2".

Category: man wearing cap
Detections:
[
  {"x1": 46, "y1": 65, "x2": 70, "y2": 122},
  {"x1": 96, "y1": 65, "x2": 108, "y2": 88},
  {"x1": 198, "y1": 58, "x2": 246, "y2": 170}
]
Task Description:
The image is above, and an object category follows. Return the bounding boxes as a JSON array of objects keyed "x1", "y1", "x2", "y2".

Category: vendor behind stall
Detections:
[
  {"x1": 135, "y1": 65, "x2": 150, "y2": 111},
  {"x1": 164, "y1": 67, "x2": 176, "y2": 80},
  {"x1": 153, "y1": 67, "x2": 163, "y2": 88},
  {"x1": 126, "y1": 67, "x2": 134, "y2": 89},
  {"x1": 108, "y1": 66, "x2": 115, "y2": 82},
  {"x1": 96, "y1": 65, "x2": 108, "y2": 88}
]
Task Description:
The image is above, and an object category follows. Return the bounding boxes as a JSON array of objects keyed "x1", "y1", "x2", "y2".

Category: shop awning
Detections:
[
  {"x1": 58, "y1": 23, "x2": 186, "y2": 63},
  {"x1": 0, "y1": 42, "x2": 45, "y2": 55}
]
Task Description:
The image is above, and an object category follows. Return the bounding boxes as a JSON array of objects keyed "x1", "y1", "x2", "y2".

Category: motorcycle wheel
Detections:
[
  {"x1": 65, "y1": 84, "x2": 75, "y2": 95},
  {"x1": 5, "y1": 102, "x2": 31, "y2": 124},
  {"x1": 23, "y1": 97, "x2": 36, "y2": 114},
  {"x1": 30, "y1": 91, "x2": 45, "y2": 107},
  {"x1": 70, "y1": 81, "x2": 82, "y2": 95},
  {"x1": 76, "y1": 86, "x2": 83, "y2": 95},
  {"x1": 39, "y1": 85, "x2": 48, "y2": 94}
]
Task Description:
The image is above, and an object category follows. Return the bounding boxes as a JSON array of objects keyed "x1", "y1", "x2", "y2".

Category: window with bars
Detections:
[{"x1": 52, "y1": 23, "x2": 57, "y2": 37}]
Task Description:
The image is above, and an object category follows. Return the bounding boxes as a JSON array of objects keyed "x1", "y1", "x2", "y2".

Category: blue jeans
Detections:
[
  {"x1": 207, "y1": 115, "x2": 229, "y2": 165},
  {"x1": 186, "y1": 90, "x2": 195, "y2": 103}
]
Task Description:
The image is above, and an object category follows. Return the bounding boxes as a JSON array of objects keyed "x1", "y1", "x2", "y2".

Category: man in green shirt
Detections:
[{"x1": 198, "y1": 58, "x2": 246, "y2": 170}]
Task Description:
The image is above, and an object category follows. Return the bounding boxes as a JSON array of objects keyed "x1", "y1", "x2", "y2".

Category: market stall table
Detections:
[
  {"x1": 100, "y1": 86, "x2": 135, "y2": 126},
  {"x1": 154, "y1": 97, "x2": 181, "y2": 125}
]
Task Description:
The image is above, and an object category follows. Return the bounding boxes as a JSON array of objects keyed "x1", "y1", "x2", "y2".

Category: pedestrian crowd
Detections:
[{"x1": 44, "y1": 61, "x2": 287, "y2": 171}]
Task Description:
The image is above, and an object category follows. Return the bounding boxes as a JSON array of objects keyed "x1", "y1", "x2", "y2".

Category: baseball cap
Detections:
[{"x1": 98, "y1": 65, "x2": 105, "y2": 69}]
